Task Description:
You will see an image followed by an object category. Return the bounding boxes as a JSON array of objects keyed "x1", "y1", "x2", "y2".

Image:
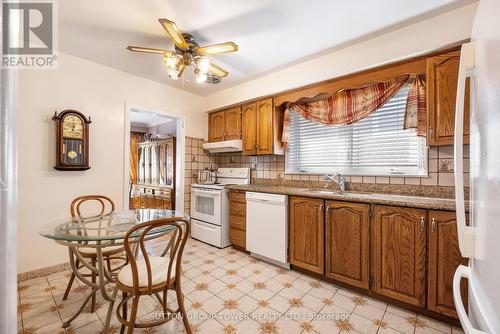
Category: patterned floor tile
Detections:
[
  {"x1": 17, "y1": 237, "x2": 456, "y2": 334},
  {"x1": 382, "y1": 311, "x2": 417, "y2": 334},
  {"x1": 347, "y1": 312, "x2": 380, "y2": 333},
  {"x1": 273, "y1": 317, "x2": 305, "y2": 334},
  {"x1": 417, "y1": 314, "x2": 452, "y2": 333},
  {"x1": 353, "y1": 301, "x2": 386, "y2": 321}
]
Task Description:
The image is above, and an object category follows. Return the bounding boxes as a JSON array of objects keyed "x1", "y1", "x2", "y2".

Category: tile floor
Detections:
[{"x1": 18, "y1": 238, "x2": 465, "y2": 334}]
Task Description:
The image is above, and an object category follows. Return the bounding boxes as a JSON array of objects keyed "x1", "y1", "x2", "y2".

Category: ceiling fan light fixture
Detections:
[
  {"x1": 129, "y1": 19, "x2": 236, "y2": 84},
  {"x1": 166, "y1": 66, "x2": 180, "y2": 80},
  {"x1": 195, "y1": 71, "x2": 208, "y2": 84},
  {"x1": 163, "y1": 54, "x2": 178, "y2": 68},
  {"x1": 196, "y1": 58, "x2": 210, "y2": 73}
]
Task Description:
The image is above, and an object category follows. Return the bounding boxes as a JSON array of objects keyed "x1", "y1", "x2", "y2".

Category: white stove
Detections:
[{"x1": 190, "y1": 168, "x2": 250, "y2": 248}]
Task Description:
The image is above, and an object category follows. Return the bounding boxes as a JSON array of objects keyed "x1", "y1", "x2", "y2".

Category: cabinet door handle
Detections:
[
  {"x1": 420, "y1": 217, "x2": 425, "y2": 231},
  {"x1": 429, "y1": 126, "x2": 433, "y2": 138},
  {"x1": 431, "y1": 218, "x2": 436, "y2": 232}
]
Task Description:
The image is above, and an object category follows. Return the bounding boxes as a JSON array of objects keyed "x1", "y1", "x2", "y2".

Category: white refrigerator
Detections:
[{"x1": 453, "y1": 0, "x2": 500, "y2": 333}]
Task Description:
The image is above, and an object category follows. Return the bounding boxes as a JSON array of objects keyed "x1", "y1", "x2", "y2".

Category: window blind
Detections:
[{"x1": 286, "y1": 86, "x2": 427, "y2": 176}]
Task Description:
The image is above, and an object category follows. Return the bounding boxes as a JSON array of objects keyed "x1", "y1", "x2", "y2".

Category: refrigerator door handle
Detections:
[
  {"x1": 454, "y1": 42, "x2": 475, "y2": 258},
  {"x1": 453, "y1": 265, "x2": 488, "y2": 334}
]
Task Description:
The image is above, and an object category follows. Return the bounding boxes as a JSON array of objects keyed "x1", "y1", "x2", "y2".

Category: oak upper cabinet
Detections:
[
  {"x1": 241, "y1": 98, "x2": 284, "y2": 155},
  {"x1": 427, "y1": 50, "x2": 470, "y2": 146},
  {"x1": 208, "y1": 110, "x2": 226, "y2": 142},
  {"x1": 242, "y1": 103, "x2": 257, "y2": 154},
  {"x1": 256, "y1": 99, "x2": 274, "y2": 154},
  {"x1": 289, "y1": 196, "x2": 324, "y2": 274},
  {"x1": 208, "y1": 107, "x2": 242, "y2": 142},
  {"x1": 325, "y1": 201, "x2": 370, "y2": 289},
  {"x1": 428, "y1": 210, "x2": 468, "y2": 318},
  {"x1": 371, "y1": 205, "x2": 427, "y2": 307},
  {"x1": 225, "y1": 107, "x2": 242, "y2": 140}
]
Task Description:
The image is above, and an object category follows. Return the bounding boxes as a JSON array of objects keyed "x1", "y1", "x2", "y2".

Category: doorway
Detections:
[{"x1": 123, "y1": 105, "x2": 185, "y2": 213}]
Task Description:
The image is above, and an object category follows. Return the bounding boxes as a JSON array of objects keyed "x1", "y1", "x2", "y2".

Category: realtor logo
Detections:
[{"x1": 2, "y1": 1, "x2": 57, "y2": 68}]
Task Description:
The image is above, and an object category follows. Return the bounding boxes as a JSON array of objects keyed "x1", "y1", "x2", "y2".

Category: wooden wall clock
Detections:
[{"x1": 52, "y1": 109, "x2": 92, "y2": 171}]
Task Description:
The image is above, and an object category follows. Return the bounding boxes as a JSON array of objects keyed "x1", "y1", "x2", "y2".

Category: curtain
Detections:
[
  {"x1": 282, "y1": 74, "x2": 426, "y2": 145},
  {"x1": 130, "y1": 132, "x2": 142, "y2": 184},
  {"x1": 404, "y1": 75, "x2": 427, "y2": 137}
]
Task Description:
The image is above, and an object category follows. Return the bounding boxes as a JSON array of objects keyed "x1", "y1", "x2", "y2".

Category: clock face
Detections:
[{"x1": 62, "y1": 114, "x2": 84, "y2": 139}]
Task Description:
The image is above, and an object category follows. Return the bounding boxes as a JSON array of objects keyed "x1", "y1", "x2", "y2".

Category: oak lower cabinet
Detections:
[
  {"x1": 229, "y1": 190, "x2": 246, "y2": 249},
  {"x1": 428, "y1": 210, "x2": 468, "y2": 318},
  {"x1": 289, "y1": 197, "x2": 324, "y2": 274},
  {"x1": 325, "y1": 201, "x2": 370, "y2": 289},
  {"x1": 258, "y1": 196, "x2": 465, "y2": 322},
  {"x1": 371, "y1": 205, "x2": 427, "y2": 307}
]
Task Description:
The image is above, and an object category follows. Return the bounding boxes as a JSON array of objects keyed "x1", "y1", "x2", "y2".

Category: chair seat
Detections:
[
  {"x1": 117, "y1": 256, "x2": 176, "y2": 288},
  {"x1": 78, "y1": 245, "x2": 124, "y2": 256}
]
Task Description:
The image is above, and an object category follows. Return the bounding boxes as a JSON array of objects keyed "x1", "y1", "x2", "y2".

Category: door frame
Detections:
[{"x1": 123, "y1": 103, "x2": 185, "y2": 212}]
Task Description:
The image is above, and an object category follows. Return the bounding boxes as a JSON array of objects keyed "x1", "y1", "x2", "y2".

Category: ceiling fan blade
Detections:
[
  {"x1": 208, "y1": 63, "x2": 228, "y2": 78},
  {"x1": 126, "y1": 46, "x2": 170, "y2": 54},
  {"x1": 159, "y1": 18, "x2": 188, "y2": 49},
  {"x1": 198, "y1": 42, "x2": 238, "y2": 56}
]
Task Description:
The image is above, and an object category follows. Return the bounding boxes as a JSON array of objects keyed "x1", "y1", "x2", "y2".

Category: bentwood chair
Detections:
[
  {"x1": 63, "y1": 195, "x2": 125, "y2": 312},
  {"x1": 115, "y1": 217, "x2": 192, "y2": 334}
]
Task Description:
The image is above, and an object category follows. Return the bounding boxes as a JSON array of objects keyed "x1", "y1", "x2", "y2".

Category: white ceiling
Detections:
[
  {"x1": 130, "y1": 109, "x2": 175, "y2": 128},
  {"x1": 59, "y1": 0, "x2": 473, "y2": 96}
]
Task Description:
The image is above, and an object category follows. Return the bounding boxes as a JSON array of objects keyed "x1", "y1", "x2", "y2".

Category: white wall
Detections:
[
  {"x1": 204, "y1": 3, "x2": 478, "y2": 111},
  {"x1": 17, "y1": 52, "x2": 205, "y2": 273}
]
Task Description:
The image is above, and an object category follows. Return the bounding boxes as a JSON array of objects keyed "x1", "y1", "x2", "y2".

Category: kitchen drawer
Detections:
[
  {"x1": 230, "y1": 228, "x2": 246, "y2": 249},
  {"x1": 230, "y1": 191, "x2": 246, "y2": 203},
  {"x1": 230, "y1": 215, "x2": 246, "y2": 231},
  {"x1": 230, "y1": 201, "x2": 246, "y2": 216}
]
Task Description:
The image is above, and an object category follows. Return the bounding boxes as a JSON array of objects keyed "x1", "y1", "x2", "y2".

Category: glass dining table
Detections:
[{"x1": 39, "y1": 209, "x2": 188, "y2": 330}]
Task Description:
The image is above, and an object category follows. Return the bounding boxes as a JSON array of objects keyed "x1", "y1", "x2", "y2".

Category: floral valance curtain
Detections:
[{"x1": 282, "y1": 74, "x2": 426, "y2": 145}]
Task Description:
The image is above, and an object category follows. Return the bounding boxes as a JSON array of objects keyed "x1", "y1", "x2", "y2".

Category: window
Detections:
[{"x1": 286, "y1": 86, "x2": 427, "y2": 176}]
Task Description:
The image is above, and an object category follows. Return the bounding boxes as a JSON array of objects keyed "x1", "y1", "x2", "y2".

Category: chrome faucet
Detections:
[{"x1": 324, "y1": 173, "x2": 345, "y2": 192}]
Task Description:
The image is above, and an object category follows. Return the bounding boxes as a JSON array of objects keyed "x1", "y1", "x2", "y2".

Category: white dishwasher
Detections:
[{"x1": 246, "y1": 192, "x2": 289, "y2": 268}]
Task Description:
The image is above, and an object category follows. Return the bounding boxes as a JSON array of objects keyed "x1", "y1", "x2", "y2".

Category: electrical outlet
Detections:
[{"x1": 251, "y1": 156, "x2": 258, "y2": 169}]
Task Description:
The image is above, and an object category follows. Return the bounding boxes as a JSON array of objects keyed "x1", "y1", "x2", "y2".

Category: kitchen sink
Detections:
[
  {"x1": 304, "y1": 189, "x2": 372, "y2": 196},
  {"x1": 304, "y1": 189, "x2": 339, "y2": 194}
]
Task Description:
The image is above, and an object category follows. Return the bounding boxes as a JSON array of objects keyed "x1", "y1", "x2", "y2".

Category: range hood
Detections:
[{"x1": 202, "y1": 139, "x2": 242, "y2": 153}]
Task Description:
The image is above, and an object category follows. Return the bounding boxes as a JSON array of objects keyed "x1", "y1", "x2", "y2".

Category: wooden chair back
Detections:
[
  {"x1": 70, "y1": 195, "x2": 115, "y2": 218},
  {"x1": 122, "y1": 217, "x2": 190, "y2": 296}
]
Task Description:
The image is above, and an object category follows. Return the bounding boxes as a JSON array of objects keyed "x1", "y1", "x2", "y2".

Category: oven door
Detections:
[{"x1": 190, "y1": 187, "x2": 221, "y2": 225}]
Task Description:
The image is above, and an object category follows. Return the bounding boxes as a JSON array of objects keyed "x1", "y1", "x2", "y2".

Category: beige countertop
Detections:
[{"x1": 228, "y1": 184, "x2": 463, "y2": 211}]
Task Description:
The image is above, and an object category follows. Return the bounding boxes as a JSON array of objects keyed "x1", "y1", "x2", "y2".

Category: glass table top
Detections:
[{"x1": 39, "y1": 209, "x2": 189, "y2": 242}]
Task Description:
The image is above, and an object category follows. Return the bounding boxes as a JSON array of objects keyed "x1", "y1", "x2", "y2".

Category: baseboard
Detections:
[{"x1": 17, "y1": 262, "x2": 70, "y2": 282}]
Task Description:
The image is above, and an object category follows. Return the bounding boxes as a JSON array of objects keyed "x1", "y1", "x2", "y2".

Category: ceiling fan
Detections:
[{"x1": 127, "y1": 19, "x2": 238, "y2": 84}]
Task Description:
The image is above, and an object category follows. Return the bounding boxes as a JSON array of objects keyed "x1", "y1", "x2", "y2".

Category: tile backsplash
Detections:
[
  {"x1": 184, "y1": 137, "x2": 216, "y2": 214},
  {"x1": 213, "y1": 145, "x2": 469, "y2": 188},
  {"x1": 184, "y1": 137, "x2": 468, "y2": 213}
]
